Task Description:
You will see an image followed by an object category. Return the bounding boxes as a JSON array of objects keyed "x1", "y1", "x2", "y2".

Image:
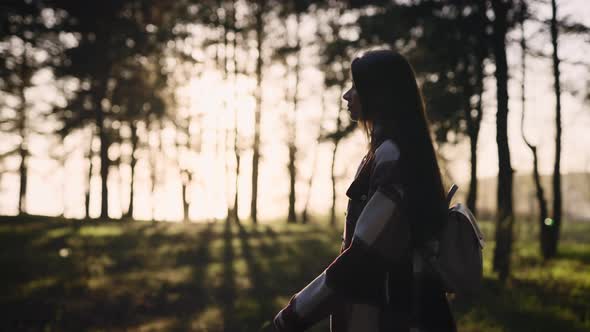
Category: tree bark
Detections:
[
  {"x1": 95, "y1": 81, "x2": 110, "y2": 220},
  {"x1": 329, "y1": 89, "x2": 345, "y2": 227},
  {"x1": 231, "y1": 0, "x2": 240, "y2": 224},
  {"x1": 150, "y1": 120, "x2": 160, "y2": 222},
  {"x1": 181, "y1": 170, "x2": 192, "y2": 223},
  {"x1": 17, "y1": 49, "x2": 29, "y2": 215},
  {"x1": 176, "y1": 121, "x2": 192, "y2": 223},
  {"x1": 518, "y1": 2, "x2": 550, "y2": 258},
  {"x1": 461, "y1": 0, "x2": 487, "y2": 216},
  {"x1": 329, "y1": 140, "x2": 340, "y2": 227},
  {"x1": 250, "y1": 0, "x2": 264, "y2": 224},
  {"x1": 466, "y1": 47, "x2": 484, "y2": 216},
  {"x1": 124, "y1": 122, "x2": 138, "y2": 219},
  {"x1": 490, "y1": 0, "x2": 514, "y2": 282},
  {"x1": 85, "y1": 130, "x2": 93, "y2": 219},
  {"x1": 217, "y1": 0, "x2": 232, "y2": 221},
  {"x1": 548, "y1": 0, "x2": 562, "y2": 258},
  {"x1": 302, "y1": 93, "x2": 326, "y2": 224},
  {"x1": 287, "y1": 13, "x2": 301, "y2": 224}
]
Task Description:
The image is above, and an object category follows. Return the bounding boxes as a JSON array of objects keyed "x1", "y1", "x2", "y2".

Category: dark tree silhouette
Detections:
[
  {"x1": 547, "y1": 0, "x2": 563, "y2": 259},
  {"x1": 250, "y1": 0, "x2": 267, "y2": 224},
  {"x1": 489, "y1": 0, "x2": 515, "y2": 282},
  {"x1": 49, "y1": 0, "x2": 189, "y2": 219},
  {"x1": 0, "y1": 1, "x2": 52, "y2": 215},
  {"x1": 518, "y1": 0, "x2": 550, "y2": 259}
]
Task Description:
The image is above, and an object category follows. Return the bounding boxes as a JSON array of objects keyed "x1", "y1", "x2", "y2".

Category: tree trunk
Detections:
[
  {"x1": 60, "y1": 149, "x2": 68, "y2": 218},
  {"x1": 151, "y1": 121, "x2": 163, "y2": 221},
  {"x1": 231, "y1": 0, "x2": 240, "y2": 224},
  {"x1": 221, "y1": 3, "x2": 232, "y2": 221},
  {"x1": 466, "y1": 53, "x2": 484, "y2": 215},
  {"x1": 548, "y1": 0, "x2": 562, "y2": 259},
  {"x1": 466, "y1": 126, "x2": 479, "y2": 214},
  {"x1": 462, "y1": 1, "x2": 487, "y2": 216},
  {"x1": 124, "y1": 122, "x2": 138, "y2": 219},
  {"x1": 490, "y1": 0, "x2": 514, "y2": 282},
  {"x1": 287, "y1": 144, "x2": 297, "y2": 223},
  {"x1": 233, "y1": 114, "x2": 241, "y2": 224},
  {"x1": 533, "y1": 146, "x2": 550, "y2": 255},
  {"x1": 95, "y1": 82, "x2": 110, "y2": 220},
  {"x1": 329, "y1": 140, "x2": 340, "y2": 227},
  {"x1": 176, "y1": 121, "x2": 192, "y2": 223},
  {"x1": 85, "y1": 131, "x2": 93, "y2": 219},
  {"x1": 302, "y1": 93, "x2": 326, "y2": 224},
  {"x1": 17, "y1": 102, "x2": 28, "y2": 216},
  {"x1": 17, "y1": 50, "x2": 29, "y2": 215},
  {"x1": 462, "y1": 78, "x2": 478, "y2": 214},
  {"x1": 518, "y1": 2, "x2": 550, "y2": 259},
  {"x1": 250, "y1": 1, "x2": 264, "y2": 224},
  {"x1": 287, "y1": 13, "x2": 301, "y2": 224},
  {"x1": 181, "y1": 170, "x2": 192, "y2": 223},
  {"x1": 329, "y1": 87, "x2": 345, "y2": 227}
]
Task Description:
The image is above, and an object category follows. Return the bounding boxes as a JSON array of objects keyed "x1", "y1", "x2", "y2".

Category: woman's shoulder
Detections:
[
  {"x1": 374, "y1": 138, "x2": 400, "y2": 166},
  {"x1": 370, "y1": 139, "x2": 404, "y2": 202}
]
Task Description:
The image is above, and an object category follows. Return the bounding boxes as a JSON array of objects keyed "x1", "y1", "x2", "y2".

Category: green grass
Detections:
[{"x1": 0, "y1": 216, "x2": 589, "y2": 331}]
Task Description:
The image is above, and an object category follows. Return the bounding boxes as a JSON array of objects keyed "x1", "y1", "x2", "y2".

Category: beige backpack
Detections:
[{"x1": 413, "y1": 184, "x2": 485, "y2": 298}]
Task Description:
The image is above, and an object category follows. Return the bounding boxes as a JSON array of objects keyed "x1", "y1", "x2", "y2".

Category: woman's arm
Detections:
[{"x1": 274, "y1": 140, "x2": 408, "y2": 331}]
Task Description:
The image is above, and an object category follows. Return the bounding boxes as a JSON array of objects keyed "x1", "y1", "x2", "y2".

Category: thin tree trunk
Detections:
[
  {"x1": 181, "y1": 170, "x2": 192, "y2": 223},
  {"x1": 548, "y1": 0, "x2": 562, "y2": 258},
  {"x1": 466, "y1": 54, "x2": 484, "y2": 215},
  {"x1": 221, "y1": 2, "x2": 231, "y2": 221},
  {"x1": 329, "y1": 140, "x2": 340, "y2": 227},
  {"x1": 124, "y1": 122, "x2": 138, "y2": 219},
  {"x1": 60, "y1": 147, "x2": 68, "y2": 218},
  {"x1": 466, "y1": 130, "x2": 478, "y2": 214},
  {"x1": 95, "y1": 80, "x2": 110, "y2": 219},
  {"x1": 287, "y1": 13, "x2": 301, "y2": 224},
  {"x1": 302, "y1": 94, "x2": 327, "y2": 224},
  {"x1": 519, "y1": 2, "x2": 550, "y2": 258},
  {"x1": 17, "y1": 107, "x2": 28, "y2": 216},
  {"x1": 461, "y1": 71, "x2": 477, "y2": 213},
  {"x1": 329, "y1": 88, "x2": 345, "y2": 227},
  {"x1": 17, "y1": 49, "x2": 29, "y2": 215},
  {"x1": 232, "y1": 1, "x2": 240, "y2": 224},
  {"x1": 250, "y1": 1, "x2": 264, "y2": 224},
  {"x1": 176, "y1": 123, "x2": 192, "y2": 223},
  {"x1": 463, "y1": 1, "x2": 486, "y2": 216},
  {"x1": 490, "y1": 0, "x2": 514, "y2": 282},
  {"x1": 232, "y1": 111, "x2": 241, "y2": 223},
  {"x1": 150, "y1": 121, "x2": 160, "y2": 221},
  {"x1": 85, "y1": 130, "x2": 93, "y2": 219}
]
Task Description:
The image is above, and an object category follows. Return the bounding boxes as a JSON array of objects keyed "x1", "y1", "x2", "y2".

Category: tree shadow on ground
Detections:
[
  {"x1": 3, "y1": 217, "x2": 588, "y2": 331},
  {"x1": 0, "y1": 218, "x2": 220, "y2": 331},
  {"x1": 456, "y1": 276, "x2": 590, "y2": 332}
]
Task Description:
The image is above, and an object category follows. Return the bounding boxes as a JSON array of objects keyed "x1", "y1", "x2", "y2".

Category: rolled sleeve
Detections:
[{"x1": 370, "y1": 140, "x2": 404, "y2": 203}]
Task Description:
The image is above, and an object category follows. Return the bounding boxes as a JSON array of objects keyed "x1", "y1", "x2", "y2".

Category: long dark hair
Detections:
[{"x1": 351, "y1": 49, "x2": 446, "y2": 246}]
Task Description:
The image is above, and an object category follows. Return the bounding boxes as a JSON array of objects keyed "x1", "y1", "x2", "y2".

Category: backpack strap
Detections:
[{"x1": 446, "y1": 184, "x2": 459, "y2": 207}]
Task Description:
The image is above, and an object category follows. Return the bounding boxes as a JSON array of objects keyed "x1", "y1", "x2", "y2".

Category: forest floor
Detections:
[{"x1": 0, "y1": 215, "x2": 589, "y2": 332}]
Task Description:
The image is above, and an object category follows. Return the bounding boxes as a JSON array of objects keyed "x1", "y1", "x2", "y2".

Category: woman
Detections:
[{"x1": 273, "y1": 50, "x2": 456, "y2": 332}]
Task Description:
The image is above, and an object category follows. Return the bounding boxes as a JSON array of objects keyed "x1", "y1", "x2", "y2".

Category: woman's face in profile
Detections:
[{"x1": 343, "y1": 84, "x2": 361, "y2": 121}]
